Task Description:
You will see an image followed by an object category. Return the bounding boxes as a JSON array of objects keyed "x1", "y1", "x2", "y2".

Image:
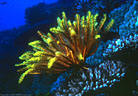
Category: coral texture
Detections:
[{"x1": 52, "y1": 60, "x2": 125, "y2": 95}]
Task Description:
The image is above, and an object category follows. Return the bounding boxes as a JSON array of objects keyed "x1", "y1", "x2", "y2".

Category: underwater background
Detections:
[{"x1": 0, "y1": 0, "x2": 137, "y2": 96}]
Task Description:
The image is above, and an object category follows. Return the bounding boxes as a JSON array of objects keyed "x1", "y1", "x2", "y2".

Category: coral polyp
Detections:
[{"x1": 15, "y1": 11, "x2": 114, "y2": 84}]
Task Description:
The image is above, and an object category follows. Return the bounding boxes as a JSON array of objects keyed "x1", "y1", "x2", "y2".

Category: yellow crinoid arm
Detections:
[
  {"x1": 48, "y1": 57, "x2": 57, "y2": 69},
  {"x1": 18, "y1": 68, "x2": 34, "y2": 84},
  {"x1": 15, "y1": 11, "x2": 114, "y2": 84},
  {"x1": 105, "y1": 19, "x2": 114, "y2": 31}
]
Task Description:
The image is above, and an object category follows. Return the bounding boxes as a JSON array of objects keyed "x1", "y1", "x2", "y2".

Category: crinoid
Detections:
[{"x1": 15, "y1": 11, "x2": 114, "y2": 84}]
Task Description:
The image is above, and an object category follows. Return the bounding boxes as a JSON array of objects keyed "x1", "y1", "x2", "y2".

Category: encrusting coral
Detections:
[{"x1": 15, "y1": 11, "x2": 114, "y2": 84}]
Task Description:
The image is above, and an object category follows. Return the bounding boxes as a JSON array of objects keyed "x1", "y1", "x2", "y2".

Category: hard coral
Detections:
[{"x1": 15, "y1": 11, "x2": 114, "y2": 84}]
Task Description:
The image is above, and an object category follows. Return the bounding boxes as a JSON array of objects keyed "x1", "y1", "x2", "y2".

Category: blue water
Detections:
[{"x1": 0, "y1": 0, "x2": 58, "y2": 31}]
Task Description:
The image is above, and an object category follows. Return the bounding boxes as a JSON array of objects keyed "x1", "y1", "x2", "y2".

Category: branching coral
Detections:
[
  {"x1": 52, "y1": 60, "x2": 126, "y2": 95},
  {"x1": 15, "y1": 11, "x2": 114, "y2": 84}
]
